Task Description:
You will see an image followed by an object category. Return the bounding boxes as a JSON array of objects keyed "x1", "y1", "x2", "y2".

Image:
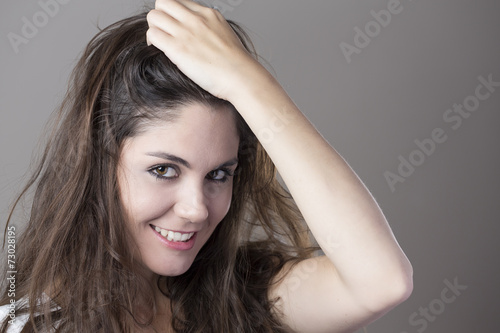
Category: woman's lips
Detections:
[{"x1": 150, "y1": 224, "x2": 197, "y2": 250}]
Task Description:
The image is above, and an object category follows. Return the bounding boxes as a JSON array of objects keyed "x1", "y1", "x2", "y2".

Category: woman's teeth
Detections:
[{"x1": 154, "y1": 226, "x2": 195, "y2": 242}]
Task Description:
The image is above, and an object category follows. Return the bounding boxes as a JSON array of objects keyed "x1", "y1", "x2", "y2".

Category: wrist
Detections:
[{"x1": 224, "y1": 58, "x2": 279, "y2": 105}]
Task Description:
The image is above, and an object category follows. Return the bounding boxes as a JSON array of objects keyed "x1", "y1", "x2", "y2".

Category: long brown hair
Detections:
[{"x1": 1, "y1": 12, "x2": 314, "y2": 332}]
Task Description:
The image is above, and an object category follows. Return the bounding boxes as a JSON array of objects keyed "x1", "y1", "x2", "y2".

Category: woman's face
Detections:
[{"x1": 117, "y1": 102, "x2": 239, "y2": 278}]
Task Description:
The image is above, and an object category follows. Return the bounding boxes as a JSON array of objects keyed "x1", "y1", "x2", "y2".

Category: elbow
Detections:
[
  {"x1": 397, "y1": 256, "x2": 414, "y2": 299},
  {"x1": 362, "y1": 259, "x2": 414, "y2": 316},
  {"x1": 377, "y1": 261, "x2": 414, "y2": 314},
  {"x1": 388, "y1": 263, "x2": 414, "y2": 307}
]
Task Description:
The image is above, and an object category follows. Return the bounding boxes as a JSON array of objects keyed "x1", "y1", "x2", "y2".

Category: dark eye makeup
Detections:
[{"x1": 148, "y1": 164, "x2": 234, "y2": 183}]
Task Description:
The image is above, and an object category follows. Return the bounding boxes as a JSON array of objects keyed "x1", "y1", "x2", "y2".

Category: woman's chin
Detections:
[{"x1": 152, "y1": 261, "x2": 194, "y2": 278}]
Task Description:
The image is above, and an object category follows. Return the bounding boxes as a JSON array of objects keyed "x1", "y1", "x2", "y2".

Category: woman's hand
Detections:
[{"x1": 146, "y1": 0, "x2": 263, "y2": 101}]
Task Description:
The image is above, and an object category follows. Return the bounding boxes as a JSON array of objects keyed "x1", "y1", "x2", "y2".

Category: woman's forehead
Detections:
[{"x1": 121, "y1": 103, "x2": 240, "y2": 163}]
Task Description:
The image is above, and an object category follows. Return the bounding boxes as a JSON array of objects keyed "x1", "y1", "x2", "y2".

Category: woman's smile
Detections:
[
  {"x1": 151, "y1": 224, "x2": 196, "y2": 242},
  {"x1": 150, "y1": 224, "x2": 198, "y2": 251}
]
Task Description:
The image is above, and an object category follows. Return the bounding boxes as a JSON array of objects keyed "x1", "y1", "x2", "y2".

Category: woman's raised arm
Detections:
[{"x1": 146, "y1": 1, "x2": 413, "y2": 331}]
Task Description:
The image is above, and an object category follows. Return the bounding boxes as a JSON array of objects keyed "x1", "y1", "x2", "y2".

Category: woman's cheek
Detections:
[
  {"x1": 206, "y1": 183, "x2": 233, "y2": 220},
  {"x1": 133, "y1": 183, "x2": 175, "y2": 222},
  {"x1": 220, "y1": 184, "x2": 234, "y2": 218}
]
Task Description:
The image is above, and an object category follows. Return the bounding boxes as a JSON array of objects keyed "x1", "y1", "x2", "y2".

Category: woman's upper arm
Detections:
[{"x1": 269, "y1": 255, "x2": 410, "y2": 333}]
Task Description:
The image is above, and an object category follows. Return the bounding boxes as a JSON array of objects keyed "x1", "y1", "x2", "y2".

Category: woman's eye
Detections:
[
  {"x1": 208, "y1": 169, "x2": 228, "y2": 182},
  {"x1": 150, "y1": 166, "x2": 177, "y2": 179}
]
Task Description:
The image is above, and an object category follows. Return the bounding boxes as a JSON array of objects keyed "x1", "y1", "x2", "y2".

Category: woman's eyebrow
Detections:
[
  {"x1": 145, "y1": 152, "x2": 238, "y2": 169},
  {"x1": 216, "y1": 158, "x2": 239, "y2": 169},
  {"x1": 146, "y1": 152, "x2": 191, "y2": 168}
]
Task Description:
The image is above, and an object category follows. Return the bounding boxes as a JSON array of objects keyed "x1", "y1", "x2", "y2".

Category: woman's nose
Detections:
[{"x1": 173, "y1": 184, "x2": 209, "y2": 223}]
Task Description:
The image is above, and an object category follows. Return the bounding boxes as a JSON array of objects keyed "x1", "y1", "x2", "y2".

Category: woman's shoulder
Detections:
[
  {"x1": 0, "y1": 298, "x2": 29, "y2": 333},
  {"x1": 0, "y1": 294, "x2": 58, "y2": 333}
]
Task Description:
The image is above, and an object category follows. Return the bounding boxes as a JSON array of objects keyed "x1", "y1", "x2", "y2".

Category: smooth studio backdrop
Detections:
[{"x1": 1, "y1": 1, "x2": 499, "y2": 332}]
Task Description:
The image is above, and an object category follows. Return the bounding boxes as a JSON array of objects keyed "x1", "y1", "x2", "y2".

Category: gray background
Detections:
[{"x1": 1, "y1": 0, "x2": 499, "y2": 332}]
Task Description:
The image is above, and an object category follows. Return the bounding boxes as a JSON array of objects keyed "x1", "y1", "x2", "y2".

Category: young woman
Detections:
[{"x1": 1, "y1": 0, "x2": 413, "y2": 332}]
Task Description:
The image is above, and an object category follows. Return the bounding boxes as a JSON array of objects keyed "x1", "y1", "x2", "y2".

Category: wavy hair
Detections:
[{"x1": 1, "y1": 11, "x2": 314, "y2": 333}]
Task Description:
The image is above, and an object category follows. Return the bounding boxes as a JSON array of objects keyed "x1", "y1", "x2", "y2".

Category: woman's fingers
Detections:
[
  {"x1": 148, "y1": 0, "x2": 221, "y2": 43},
  {"x1": 146, "y1": 0, "x2": 258, "y2": 100},
  {"x1": 154, "y1": 0, "x2": 219, "y2": 26},
  {"x1": 154, "y1": 0, "x2": 193, "y2": 23},
  {"x1": 146, "y1": 22, "x2": 174, "y2": 47},
  {"x1": 147, "y1": 9, "x2": 180, "y2": 36},
  {"x1": 156, "y1": 0, "x2": 204, "y2": 14},
  {"x1": 146, "y1": 9, "x2": 179, "y2": 46}
]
